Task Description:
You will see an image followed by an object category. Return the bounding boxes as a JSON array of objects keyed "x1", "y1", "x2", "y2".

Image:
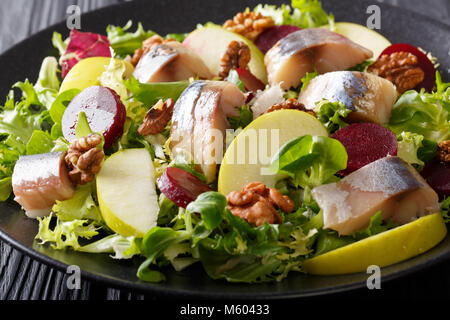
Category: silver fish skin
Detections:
[
  {"x1": 311, "y1": 156, "x2": 439, "y2": 235},
  {"x1": 170, "y1": 80, "x2": 246, "y2": 182},
  {"x1": 133, "y1": 41, "x2": 213, "y2": 83},
  {"x1": 12, "y1": 151, "x2": 75, "y2": 218},
  {"x1": 265, "y1": 28, "x2": 373, "y2": 90},
  {"x1": 298, "y1": 71, "x2": 397, "y2": 124}
]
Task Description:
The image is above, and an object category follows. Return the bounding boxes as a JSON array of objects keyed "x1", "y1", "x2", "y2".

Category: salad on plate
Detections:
[{"x1": 1, "y1": 0, "x2": 449, "y2": 283}]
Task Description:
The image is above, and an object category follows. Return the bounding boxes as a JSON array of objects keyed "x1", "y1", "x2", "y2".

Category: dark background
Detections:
[{"x1": 0, "y1": 0, "x2": 449, "y2": 300}]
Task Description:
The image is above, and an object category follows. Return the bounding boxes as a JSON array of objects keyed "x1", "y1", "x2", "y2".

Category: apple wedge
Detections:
[
  {"x1": 218, "y1": 110, "x2": 328, "y2": 195},
  {"x1": 60, "y1": 57, "x2": 134, "y2": 93},
  {"x1": 183, "y1": 24, "x2": 267, "y2": 83},
  {"x1": 322, "y1": 22, "x2": 391, "y2": 59},
  {"x1": 96, "y1": 148, "x2": 159, "y2": 237}
]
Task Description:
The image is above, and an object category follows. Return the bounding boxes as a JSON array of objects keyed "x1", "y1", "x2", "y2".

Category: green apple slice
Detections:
[
  {"x1": 60, "y1": 57, "x2": 134, "y2": 93},
  {"x1": 322, "y1": 22, "x2": 391, "y2": 59},
  {"x1": 97, "y1": 148, "x2": 158, "y2": 237},
  {"x1": 218, "y1": 110, "x2": 328, "y2": 195},
  {"x1": 183, "y1": 24, "x2": 267, "y2": 83}
]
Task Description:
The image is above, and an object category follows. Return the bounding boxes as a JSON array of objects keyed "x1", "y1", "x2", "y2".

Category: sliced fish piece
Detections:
[
  {"x1": 133, "y1": 41, "x2": 213, "y2": 83},
  {"x1": 265, "y1": 28, "x2": 373, "y2": 90},
  {"x1": 12, "y1": 152, "x2": 75, "y2": 218},
  {"x1": 311, "y1": 156, "x2": 439, "y2": 235},
  {"x1": 298, "y1": 71, "x2": 397, "y2": 124},
  {"x1": 170, "y1": 80, "x2": 246, "y2": 182}
]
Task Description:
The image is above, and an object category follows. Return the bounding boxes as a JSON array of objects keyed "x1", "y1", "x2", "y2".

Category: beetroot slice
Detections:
[
  {"x1": 157, "y1": 167, "x2": 212, "y2": 208},
  {"x1": 61, "y1": 86, "x2": 126, "y2": 150},
  {"x1": 60, "y1": 29, "x2": 111, "y2": 78},
  {"x1": 254, "y1": 25, "x2": 301, "y2": 54},
  {"x1": 378, "y1": 43, "x2": 436, "y2": 92},
  {"x1": 235, "y1": 68, "x2": 265, "y2": 92},
  {"x1": 332, "y1": 123, "x2": 398, "y2": 176},
  {"x1": 421, "y1": 160, "x2": 450, "y2": 197}
]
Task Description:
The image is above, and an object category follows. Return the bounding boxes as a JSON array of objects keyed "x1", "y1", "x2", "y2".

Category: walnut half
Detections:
[
  {"x1": 218, "y1": 40, "x2": 251, "y2": 79},
  {"x1": 265, "y1": 98, "x2": 315, "y2": 116},
  {"x1": 438, "y1": 140, "x2": 450, "y2": 163},
  {"x1": 65, "y1": 133, "x2": 105, "y2": 185},
  {"x1": 227, "y1": 182, "x2": 295, "y2": 226},
  {"x1": 223, "y1": 11, "x2": 274, "y2": 41},
  {"x1": 138, "y1": 98, "x2": 175, "y2": 136},
  {"x1": 368, "y1": 51, "x2": 425, "y2": 94}
]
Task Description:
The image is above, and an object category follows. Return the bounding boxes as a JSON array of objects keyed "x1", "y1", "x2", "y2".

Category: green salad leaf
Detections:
[
  {"x1": 254, "y1": 0, "x2": 334, "y2": 29},
  {"x1": 52, "y1": 183, "x2": 102, "y2": 222},
  {"x1": 397, "y1": 131, "x2": 437, "y2": 167},
  {"x1": 315, "y1": 100, "x2": 351, "y2": 134},
  {"x1": 228, "y1": 105, "x2": 253, "y2": 130},
  {"x1": 106, "y1": 21, "x2": 155, "y2": 58},
  {"x1": 270, "y1": 135, "x2": 347, "y2": 201},
  {"x1": 441, "y1": 197, "x2": 450, "y2": 223},
  {"x1": 388, "y1": 71, "x2": 450, "y2": 143},
  {"x1": 125, "y1": 76, "x2": 189, "y2": 107},
  {"x1": 300, "y1": 70, "x2": 319, "y2": 93}
]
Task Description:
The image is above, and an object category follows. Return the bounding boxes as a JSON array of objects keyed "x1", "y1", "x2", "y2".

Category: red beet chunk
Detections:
[
  {"x1": 421, "y1": 160, "x2": 450, "y2": 197},
  {"x1": 61, "y1": 86, "x2": 126, "y2": 149},
  {"x1": 254, "y1": 25, "x2": 301, "y2": 54},
  {"x1": 157, "y1": 167, "x2": 212, "y2": 208},
  {"x1": 235, "y1": 68, "x2": 265, "y2": 92},
  {"x1": 60, "y1": 29, "x2": 111, "y2": 78},
  {"x1": 379, "y1": 43, "x2": 436, "y2": 92},
  {"x1": 332, "y1": 123, "x2": 398, "y2": 176}
]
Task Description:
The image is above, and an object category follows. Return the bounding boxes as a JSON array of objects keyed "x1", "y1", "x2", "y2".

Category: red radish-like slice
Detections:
[
  {"x1": 378, "y1": 43, "x2": 436, "y2": 92},
  {"x1": 60, "y1": 29, "x2": 111, "y2": 78},
  {"x1": 332, "y1": 123, "x2": 398, "y2": 176},
  {"x1": 421, "y1": 160, "x2": 450, "y2": 197},
  {"x1": 61, "y1": 86, "x2": 126, "y2": 150},
  {"x1": 157, "y1": 167, "x2": 212, "y2": 208},
  {"x1": 254, "y1": 25, "x2": 301, "y2": 54},
  {"x1": 235, "y1": 68, "x2": 265, "y2": 92}
]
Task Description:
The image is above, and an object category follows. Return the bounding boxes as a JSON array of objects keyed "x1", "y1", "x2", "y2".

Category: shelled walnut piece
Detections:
[
  {"x1": 437, "y1": 140, "x2": 450, "y2": 163},
  {"x1": 65, "y1": 134, "x2": 105, "y2": 185},
  {"x1": 138, "y1": 98, "x2": 175, "y2": 136},
  {"x1": 223, "y1": 11, "x2": 274, "y2": 41},
  {"x1": 367, "y1": 51, "x2": 424, "y2": 94},
  {"x1": 265, "y1": 98, "x2": 316, "y2": 116},
  {"x1": 218, "y1": 40, "x2": 251, "y2": 79},
  {"x1": 226, "y1": 182, "x2": 295, "y2": 226}
]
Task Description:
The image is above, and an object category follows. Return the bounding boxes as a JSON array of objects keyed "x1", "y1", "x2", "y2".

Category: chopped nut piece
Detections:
[
  {"x1": 368, "y1": 51, "x2": 425, "y2": 94},
  {"x1": 437, "y1": 140, "x2": 450, "y2": 163},
  {"x1": 226, "y1": 182, "x2": 294, "y2": 226},
  {"x1": 223, "y1": 11, "x2": 274, "y2": 41},
  {"x1": 218, "y1": 40, "x2": 251, "y2": 79},
  {"x1": 265, "y1": 98, "x2": 315, "y2": 116},
  {"x1": 65, "y1": 134, "x2": 105, "y2": 185},
  {"x1": 138, "y1": 98, "x2": 175, "y2": 136}
]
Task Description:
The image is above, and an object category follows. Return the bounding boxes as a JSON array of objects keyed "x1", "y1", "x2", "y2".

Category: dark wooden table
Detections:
[{"x1": 1, "y1": 0, "x2": 449, "y2": 301}]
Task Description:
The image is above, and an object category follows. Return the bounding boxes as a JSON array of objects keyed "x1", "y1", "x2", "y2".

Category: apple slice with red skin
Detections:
[
  {"x1": 61, "y1": 86, "x2": 126, "y2": 150},
  {"x1": 157, "y1": 167, "x2": 212, "y2": 208},
  {"x1": 377, "y1": 43, "x2": 436, "y2": 92},
  {"x1": 235, "y1": 68, "x2": 265, "y2": 92},
  {"x1": 254, "y1": 25, "x2": 302, "y2": 54},
  {"x1": 332, "y1": 123, "x2": 398, "y2": 176}
]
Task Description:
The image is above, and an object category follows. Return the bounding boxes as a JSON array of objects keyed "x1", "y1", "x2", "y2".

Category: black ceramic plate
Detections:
[{"x1": 0, "y1": 0, "x2": 449, "y2": 299}]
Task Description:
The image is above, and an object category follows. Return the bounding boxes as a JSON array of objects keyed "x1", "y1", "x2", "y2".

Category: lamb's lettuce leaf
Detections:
[{"x1": 270, "y1": 135, "x2": 347, "y2": 202}]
